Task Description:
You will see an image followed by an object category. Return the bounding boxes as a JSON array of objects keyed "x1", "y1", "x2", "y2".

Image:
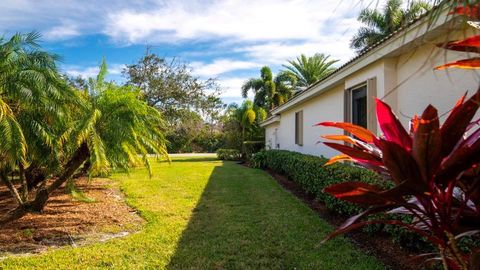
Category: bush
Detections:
[
  {"x1": 251, "y1": 150, "x2": 268, "y2": 168},
  {"x1": 216, "y1": 149, "x2": 241, "y2": 161},
  {"x1": 256, "y1": 150, "x2": 437, "y2": 250},
  {"x1": 243, "y1": 140, "x2": 264, "y2": 160},
  {"x1": 257, "y1": 150, "x2": 386, "y2": 215}
]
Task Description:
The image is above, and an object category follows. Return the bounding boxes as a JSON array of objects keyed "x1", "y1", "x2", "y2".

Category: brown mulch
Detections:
[
  {"x1": 0, "y1": 178, "x2": 144, "y2": 255},
  {"x1": 262, "y1": 168, "x2": 419, "y2": 270}
]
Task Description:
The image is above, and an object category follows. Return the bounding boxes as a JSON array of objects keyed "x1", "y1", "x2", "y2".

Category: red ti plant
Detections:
[{"x1": 318, "y1": 89, "x2": 480, "y2": 270}]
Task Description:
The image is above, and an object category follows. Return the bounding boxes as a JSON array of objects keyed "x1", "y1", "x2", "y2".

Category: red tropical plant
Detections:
[{"x1": 318, "y1": 89, "x2": 480, "y2": 270}]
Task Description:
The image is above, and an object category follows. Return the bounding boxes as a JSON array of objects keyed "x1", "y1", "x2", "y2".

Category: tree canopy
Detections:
[{"x1": 350, "y1": 0, "x2": 431, "y2": 52}]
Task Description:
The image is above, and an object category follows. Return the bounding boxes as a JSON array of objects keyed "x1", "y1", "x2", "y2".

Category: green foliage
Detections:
[
  {"x1": 0, "y1": 157, "x2": 383, "y2": 269},
  {"x1": 254, "y1": 149, "x2": 451, "y2": 252},
  {"x1": 351, "y1": 0, "x2": 431, "y2": 52},
  {"x1": 243, "y1": 141, "x2": 264, "y2": 160},
  {"x1": 241, "y1": 66, "x2": 296, "y2": 110},
  {"x1": 216, "y1": 149, "x2": 241, "y2": 161},
  {"x1": 282, "y1": 53, "x2": 338, "y2": 87}
]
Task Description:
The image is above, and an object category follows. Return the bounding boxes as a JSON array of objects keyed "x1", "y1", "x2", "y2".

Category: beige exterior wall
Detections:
[
  {"x1": 395, "y1": 39, "x2": 480, "y2": 127},
  {"x1": 265, "y1": 85, "x2": 344, "y2": 157},
  {"x1": 264, "y1": 29, "x2": 480, "y2": 158}
]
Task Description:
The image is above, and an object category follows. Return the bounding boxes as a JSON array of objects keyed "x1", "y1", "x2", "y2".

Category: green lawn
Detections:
[{"x1": 0, "y1": 156, "x2": 385, "y2": 269}]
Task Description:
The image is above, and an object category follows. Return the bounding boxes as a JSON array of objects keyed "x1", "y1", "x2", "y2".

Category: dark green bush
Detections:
[
  {"x1": 255, "y1": 150, "x2": 386, "y2": 216},
  {"x1": 216, "y1": 149, "x2": 241, "y2": 161},
  {"x1": 255, "y1": 150, "x2": 441, "y2": 251}
]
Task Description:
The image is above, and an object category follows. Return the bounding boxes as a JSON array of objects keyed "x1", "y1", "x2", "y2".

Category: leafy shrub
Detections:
[
  {"x1": 258, "y1": 150, "x2": 384, "y2": 216},
  {"x1": 216, "y1": 149, "x2": 241, "y2": 161},
  {"x1": 319, "y1": 91, "x2": 480, "y2": 269},
  {"x1": 257, "y1": 149, "x2": 452, "y2": 253},
  {"x1": 243, "y1": 140, "x2": 264, "y2": 160},
  {"x1": 251, "y1": 150, "x2": 268, "y2": 168}
]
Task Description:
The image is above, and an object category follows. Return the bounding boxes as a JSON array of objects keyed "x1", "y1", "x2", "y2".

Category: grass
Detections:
[{"x1": 0, "y1": 156, "x2": 385, "y2": 269}]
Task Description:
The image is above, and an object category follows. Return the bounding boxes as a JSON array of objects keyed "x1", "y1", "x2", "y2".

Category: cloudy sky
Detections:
[{"x1": 1, "y1": 0, "x2": 387, "y2": 104}]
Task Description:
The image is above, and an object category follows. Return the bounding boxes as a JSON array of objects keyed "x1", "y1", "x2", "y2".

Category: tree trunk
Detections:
[
  {"x1": 0, "y1": 142, "x2": 90, "y2": 225},
  {"x1": 0, "y1": 172, "x2": 23, "y2": 206},
  {"x1": 25, "y1": 164, "x2": 47, "y2": 190}
]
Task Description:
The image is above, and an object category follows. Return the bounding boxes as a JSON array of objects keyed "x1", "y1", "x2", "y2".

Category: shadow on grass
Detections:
[{"x1": 165, "y1": 162, "x2": 382, "y2": 270}]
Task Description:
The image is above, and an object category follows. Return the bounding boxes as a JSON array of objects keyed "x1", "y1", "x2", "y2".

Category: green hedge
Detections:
[
  {"x1": 252, "y1": 150, "x2": 480, "y2": 252},
  {"x1": 216, "y1": 149, "x2": 241, "y2": 161},
  {"x1": 250, "y1": 150, "x2": 436, "y2": 250},
  {"x1": 252, "y1": 149, "x2": 386, "y2": 216}
]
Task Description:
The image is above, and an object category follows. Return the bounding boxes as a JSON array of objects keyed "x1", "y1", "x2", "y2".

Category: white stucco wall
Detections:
[
  {"x1": 265, "y1": 122, "x2": 280, "y2": 150},
  {"x1": 395, "y1": 38, "x2": 480, "y2": 127},
  {"x1": 272, "y1": 85, "x2": 345, "y2": 157},
  {"x1": 264, "y1": 29, "x2": 480, "y2": 158}
]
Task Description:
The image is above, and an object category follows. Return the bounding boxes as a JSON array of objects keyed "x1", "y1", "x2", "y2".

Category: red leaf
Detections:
[
  {"x1": 437, "y1": 137, "x2": 480, "y2": 185},
  {"x1": 323, "y1": 142, "x2": 383, "y2": 166},
  {"x1": 316, "y1": 122, "x2": 375, "y2": 143},
  {"x1": 449, "y1": 4, "x2": 480, "y2": 18},
  {"x1": 437, "y1": 35, "x2": 480, "y2": 53},
  {"x1": 434, "y1": 58, "x2": 480, "y2": 70},
  {"x1": 324, "y1": 182, "x2": 391, "y2": 205},
  {"x1": 412, "y1": 105, "x2": 442, "y2": 182},
  {"x1": 376, "y1": 139, "x2": 427, "y2": 192},
  {"x1": 441, "y1": 89, "x2": 480, "y2": 157},
  {"x1": 324, "y1": 154, "x2": 352, "y2": 165},
  {"x1": 375, "y1": 99, "x2": 412, "y2": 150}
]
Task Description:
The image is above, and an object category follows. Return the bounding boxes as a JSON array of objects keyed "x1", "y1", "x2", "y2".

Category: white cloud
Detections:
[
  {"x1": 104, "y1": 0, "x2": 374, "y2": 44},
  {"x1": 44, "y1": 22, "x2": 80, "y2": 40},
  {"x1": 191, "y1": 59, "x2": 261, "y2": 77},
  {"x1": 218, "y1": 77, "x2": 248, "y2": 98},
  {"x1": 64, "y1": 63, "x2": 125, "y2": 79}
]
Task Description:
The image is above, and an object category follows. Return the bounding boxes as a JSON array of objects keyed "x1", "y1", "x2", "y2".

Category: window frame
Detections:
[{"x1": 295, "y1": 110, "x2": 303, "y2": 146}]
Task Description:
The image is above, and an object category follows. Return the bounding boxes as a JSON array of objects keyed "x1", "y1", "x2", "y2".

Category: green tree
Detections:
[
  {"x1": 0, "y1": 32, "x2": 75, "y2": 206},
  {"x1": 1, "y1": 58, "x2": 168, "y2": 224},
  {"x1": 350, "y1": 0, "x2": 431, "y2": 52},
  {"x1": 282, "y1": 53, "x2": 338, "y2": 87},
  {"x1": 241, "y1": 66, "x2": 296, "y2": 111},
  {"x1": 234, "y1": 100, "x2": 266, "y2": 155}
]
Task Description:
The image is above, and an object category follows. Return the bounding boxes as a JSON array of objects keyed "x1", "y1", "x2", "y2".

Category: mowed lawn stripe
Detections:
[{"x1": 0, "y1": 156, "x2": 384, "y2": 269}]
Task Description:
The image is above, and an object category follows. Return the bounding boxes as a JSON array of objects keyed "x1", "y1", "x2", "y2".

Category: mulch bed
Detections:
[
  {"x1": 261, "y1": 167, "x2": 419, "y2": 270},
  {"x1": 0, "y1": 178, "x2": 144, "y2": 255}
]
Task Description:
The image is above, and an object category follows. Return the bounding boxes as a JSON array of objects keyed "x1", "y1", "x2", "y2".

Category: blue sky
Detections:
[{"x1": 1, "y1": 0, "x2": 388, "y2": 104}]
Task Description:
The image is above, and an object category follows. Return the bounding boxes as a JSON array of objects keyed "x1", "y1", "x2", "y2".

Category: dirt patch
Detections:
[
  {"x1": 0, "y1": 177, "x2": 144, "y2": 256},
  {"x1": 264, "y1": 169, "x2": 419, "y2": 270}
]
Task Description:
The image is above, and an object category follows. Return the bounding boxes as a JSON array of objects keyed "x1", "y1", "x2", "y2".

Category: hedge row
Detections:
[
  {"x1": 251, "y1": 149, "x2": 438, "y2": 251},
  {"x1": 216, "y1": 148, "x2": 241, "y2": 161},
  {"x1": 252, "y1": 149, "x2": 388, "y2": 215}
]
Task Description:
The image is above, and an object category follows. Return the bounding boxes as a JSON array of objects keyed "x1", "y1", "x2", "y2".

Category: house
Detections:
[{"x1": 260, "y1": 7, "x2": 480, "y2": 158}]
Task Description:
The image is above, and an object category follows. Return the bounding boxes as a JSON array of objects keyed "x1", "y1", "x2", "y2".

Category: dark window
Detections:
[
  {"x1": 352, "y1": 86, "x2": 367, "y2": 128},
  {"x1": 295, "y1": 111, "x2": 303, "y2": 146}
]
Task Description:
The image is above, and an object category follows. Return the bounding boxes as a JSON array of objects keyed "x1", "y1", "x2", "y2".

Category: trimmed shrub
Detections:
[
  {"x1": 253, "y1": 150, "x2": 443, "y2": 251},
  {"x1": 255, "y1": 149, "x2": 387, "y2": 216},
  {"x1": 216, "y1": 149, "x2": 241, "y2": 161}
]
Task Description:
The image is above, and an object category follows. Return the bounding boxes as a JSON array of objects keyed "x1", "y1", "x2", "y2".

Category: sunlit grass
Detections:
[{"x1": 0, "y1": 156, "x2": 384, "y2": 269}]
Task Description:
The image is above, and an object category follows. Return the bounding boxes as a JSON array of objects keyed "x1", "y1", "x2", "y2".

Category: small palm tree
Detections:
[
  {"x1": 351, "y1": 0, "x2": 431, "y2": 52},
  {"x1": 1, "y1": 59, "x2": 169, "y2": 224},
  {"x1": 282, "y1": 53, "x2": 338, "y2": 87},
  {"x1": 242, "y1": 66, "x2": 296, "y2": 111},
  {"x1": 234, "y1": 100, "x2": 266, "y2": 156},
  {"x1": 0, "y1": 32, "x2": 74, "y2": 205}
]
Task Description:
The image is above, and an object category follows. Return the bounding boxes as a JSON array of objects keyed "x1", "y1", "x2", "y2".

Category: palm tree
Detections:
[
  {"x1": 282, "y1": 53, "x2": 338, "y2": 87},
  {"x1": 241, "y1": 66, "x2": 296, "y2": 111},
  {"x1": 0, "y1": 32, "x2": 74, "y2": 205},
  {"x1": 234, "y1": 100, "x2": 266, "y2": 156},
  {"x1": 350, "y1": 0, "x2": 431, "y2": 52},
  {"x1": 1, "y1": 58, "x2": 168, "y2": 224}
]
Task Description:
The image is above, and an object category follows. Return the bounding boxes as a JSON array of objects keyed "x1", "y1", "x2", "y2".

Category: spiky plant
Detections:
[{"x1": 281, "y1": 53, "x2": 338, "y2": 87}]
